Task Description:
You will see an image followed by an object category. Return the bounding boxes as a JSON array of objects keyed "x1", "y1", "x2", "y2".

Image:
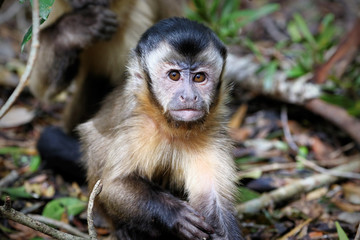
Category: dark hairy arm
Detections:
[{"x1": 99, "y1": 174, "x2": 214, "y2": 240}]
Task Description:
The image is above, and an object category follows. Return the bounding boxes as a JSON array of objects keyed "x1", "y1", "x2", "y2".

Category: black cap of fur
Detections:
[{"x1": 135, "y1": 17, "x2": 227, "y2": 61}]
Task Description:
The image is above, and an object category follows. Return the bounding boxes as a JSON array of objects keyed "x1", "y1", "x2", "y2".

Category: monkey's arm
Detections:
[
  {"x1": 185, "y1": 152, "x2": 244, "y2": 240},
  {"x1": 98, "y1": 174, "x2": 214, "y2": 240},
  {"x1": 29, "y1": 5, "x2": 118, "y2": 102}
]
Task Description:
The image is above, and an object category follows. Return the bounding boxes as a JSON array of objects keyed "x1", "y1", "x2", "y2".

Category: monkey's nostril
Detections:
[
  {"x1": 180, "y1": 95, "x2": 185, "y2": 101},
  {"x1": 194, "y1": 95, "x2": 198, "y2": 101}
]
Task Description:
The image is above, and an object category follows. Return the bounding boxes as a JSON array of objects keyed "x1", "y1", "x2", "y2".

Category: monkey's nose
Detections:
[{"x1": 179, "y1": 94, "x2": 198, "y2": 102}]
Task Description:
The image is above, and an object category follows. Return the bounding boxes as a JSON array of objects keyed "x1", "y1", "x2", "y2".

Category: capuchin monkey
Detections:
[
  {"x1": 78, "y1": 17, "x2": 244, "y2": 240},
  {"x1": 29, "y1": 0, "x2": 185, "y2": 180}
]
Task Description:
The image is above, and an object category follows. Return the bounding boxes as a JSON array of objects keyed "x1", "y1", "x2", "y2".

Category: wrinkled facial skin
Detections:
[{"x1": 145, "y1": 42, "x2": 224, "y2": 123}]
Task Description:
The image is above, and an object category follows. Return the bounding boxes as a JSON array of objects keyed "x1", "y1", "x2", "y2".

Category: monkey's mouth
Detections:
[{"x1": 169, "y1": 109, "x2": 205, "y2": 122}]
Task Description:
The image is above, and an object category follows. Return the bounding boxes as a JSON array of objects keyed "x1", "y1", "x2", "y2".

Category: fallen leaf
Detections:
[
  {"x1": 343, "y1": 182, "x2": 360, "y2": 205},
  {"x1": 337, "y1": 212, "x2": 360, "y2": 225},
  {"x1": 0, "y1": 107, "x2": 35, "y2": 128}
]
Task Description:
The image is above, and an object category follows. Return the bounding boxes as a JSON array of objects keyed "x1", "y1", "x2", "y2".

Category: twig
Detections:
[
  {"x1": 0, "y1": 170, "x2": 19, "y2": 187},
  {"x1": 355, "y1": 221, "x2": 360, "y2": 240},
  {"x1": 278, "y1": 218, "x2": 313, "y2": 240},
  {"x1": 304, "y1": 98, "x2": 360, "y2": 146},
  {"x1": 0, "y1": 0, "x2": 40, "y2": 119},
  {"x1": 0, "y1": 197, "x2": 85, "y2": 240},
  {"x1": 87, "y1": 180, "x2": 103, "y2": 240},
  {"x1": 236, "y1": 155, "x2": 360, "y2": 214},
  {"x1": 280, "y1": 106, "x2": 299, "y2": 152},
  {"x1": 28, "y1": 214, "x2": 90, "y2": 239},
  {"x1": 226, "y1": 54, "x2": 321, "y2": 104},
  {"x1": 314, "y1": 18, "x2": 360, "y2": 84},
  {"x1": 297, "y1": 156, "x2": 360, "y2": 180},
  {"x1": 238, "y1": 162, "x2": 297, "y2": 179}
]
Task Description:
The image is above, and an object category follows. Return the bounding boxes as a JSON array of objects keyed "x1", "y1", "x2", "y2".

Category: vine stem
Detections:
[{"x1": 0, "y1": 0, "x2": 40, "y2": 118}]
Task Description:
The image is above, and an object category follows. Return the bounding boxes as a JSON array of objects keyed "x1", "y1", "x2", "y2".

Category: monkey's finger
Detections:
[
  {"x1": 178, "y1": 223, "x2": 211, "y2": 240},
  {"x1": 185, "y1": 214, "x2": 214, "y2": 234},
  {"x1": 99, "y1": 25, "x2": 118, "y2": 35},
  {"x1": 102, "y1": 9, "x2": 118, "y2": 23}
]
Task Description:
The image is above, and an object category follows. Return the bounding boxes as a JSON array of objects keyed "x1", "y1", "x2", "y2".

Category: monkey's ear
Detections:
[{"x1": 127, "y1": 52, "x2": 145, "y2": 80}]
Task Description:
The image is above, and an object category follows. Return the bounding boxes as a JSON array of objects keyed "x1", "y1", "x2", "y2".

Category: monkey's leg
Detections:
[
  {"x1": 98, "y1": 174, "x2": 214, "y2": 240},
  {"x1": 29, "y1": 5, "x2": 117, "y2": 102}
]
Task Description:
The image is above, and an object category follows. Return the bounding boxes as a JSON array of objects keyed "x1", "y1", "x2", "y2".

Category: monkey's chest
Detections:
[{"x1": 151, "y1": 167, "x2": 187, "y2": 200}]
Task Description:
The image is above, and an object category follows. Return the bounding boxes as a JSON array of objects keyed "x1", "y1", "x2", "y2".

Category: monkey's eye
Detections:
[
  {"x1": 169, "y1": 71, "x2": 181, "y2": 81},
  {"x1": 193, "y1": 72, "x2": 206, "y2": 83}
]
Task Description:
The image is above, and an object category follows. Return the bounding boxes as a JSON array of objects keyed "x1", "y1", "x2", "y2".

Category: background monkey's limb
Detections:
[
  {"x1": 99, "y1": 174, "x2": 214, "y2": 240},
  {"x1": 69, "y1": 0, "x2": 111, "y2": 9},
  {"x1": 29, "y1": 4, "x2": 118, "y2": 103}
]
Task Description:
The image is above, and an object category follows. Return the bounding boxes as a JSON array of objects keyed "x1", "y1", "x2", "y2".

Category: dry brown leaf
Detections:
[
  {"x1": 343, "y1": 182, "x2": 360, "y2": 205},
  {"x1": 0, "y1": 107, "x2": 34, "y2": 128}
]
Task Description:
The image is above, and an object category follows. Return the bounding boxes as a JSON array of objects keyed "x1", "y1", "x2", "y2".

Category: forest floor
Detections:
[{"x1": 0, "y1": 0, "x2": 360, "y2": 239}]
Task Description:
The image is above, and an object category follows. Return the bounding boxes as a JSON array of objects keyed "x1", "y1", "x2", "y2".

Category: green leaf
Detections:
[
  {"x1": 298, "y1": 146, "x2": 308, "y2": 158},
  {"x1": 287, "y1": 21, "x2": 302, "y2": 42},
  {"x1": 21, "y1": 0, "x2": 54, "y2": 51},
  {"x1": 237, "y1": 4, "x2": 279, "y2": 29},
  {"x1": 0, "y1": 146, "x2": 25, "y2": 155},
  {"x1": 31, "y1": 237, "x2": 45, "y2": 240},
  {"x1": 209, "y1": 0, "x2": 220, "y2": 22},
  {"x1": 263, "y1": 61, "x2": 278, "y2": 90},
  {"x1": 293, "y1": 13, "x2": 317, "y2": 47},
  {"x1": 29, "y1": 155, "x2": 41, "y2": 172},
  {"x1": 320, "y1": 94, "x2": 354, "y2": 109},
  {"x1": 39, "y1": 0, "x2": 54, "y2": 19},
  {"x1": 286, "y1": 64, "x2": 306, "y2": 78},
  {"x1": 347, "y1": 100, "x2": 360, "y2": 117},
  {"x1": 42, "y1": 197, "x2": 87, "y2": 220},
  {"x1": 0, "y1": 224, "x2": 14, "y2": 233},
  {"x1": 320, "y1": 13, "x2": 335, "y2": 31},
  {"x1": 1, "y1": 186, "x2": 33, "y2": 199},
  {"x1": 243, "y1": 38, "x2": 263, "y2": 61},
  {"x1": 236, "y1": 186, "x2": 260, "y2": 203},
  {"x1": 335, "y1": 222, "x2": 349, "y2": 240},
  {"x1": 21, "y1": 25, "x2": 32, "y2": 52}
]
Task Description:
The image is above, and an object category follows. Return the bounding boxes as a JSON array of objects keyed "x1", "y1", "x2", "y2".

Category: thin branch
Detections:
[
  {"x1": 304, "y1": 98, "x2": 360, "y2": 146},
  {"x1": 0, "y1": 0, "x2": 40, "y2": 119},
  {"x1": 278, "y1": 218, "x2": 313, "y2": 240},
  {"x1": 236, "y1": 155, "x2": 360, "y2": 214},
  {"x1": 0, "y1": 197, "x2": 85, "y2": 240},
  {"x1": 355, "y1": 221, "x2": 360, "y2": 240},
  {"x1": 297, "y1": 156, "x2": 360, "y2": 180},
  {"x1": 28, "y1": 214, "x2": 90, "y2": 239},
  {"x1": 238, "y1": 162, "x2": 297, "y2": 179},
  {"x1": 87, "y1": 180, "x2": 103, "y2": 240},
  {"x1": 0, "y1": 170, "x2": 19, "y2": 188},
  {"x1": 280, "y1": 106, "x2": 299, "y2": 152}
]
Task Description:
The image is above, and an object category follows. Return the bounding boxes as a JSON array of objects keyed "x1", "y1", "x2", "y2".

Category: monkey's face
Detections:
[{"x1": 145, "y1": 42, "x2": 225, "y2": 123}]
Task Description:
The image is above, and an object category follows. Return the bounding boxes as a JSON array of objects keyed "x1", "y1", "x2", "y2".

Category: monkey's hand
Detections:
[
  {"x1": 163, "y1": 198, "x2": 214, "y2": 240},
  {"x1": 54, "y1": 5, "x2": 118, "y2": 51}
]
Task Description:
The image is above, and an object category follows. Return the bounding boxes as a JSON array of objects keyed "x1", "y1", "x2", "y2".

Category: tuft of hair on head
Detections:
[{"x1": 135, "y1": 17, "x2": 227, "y2": 61}]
